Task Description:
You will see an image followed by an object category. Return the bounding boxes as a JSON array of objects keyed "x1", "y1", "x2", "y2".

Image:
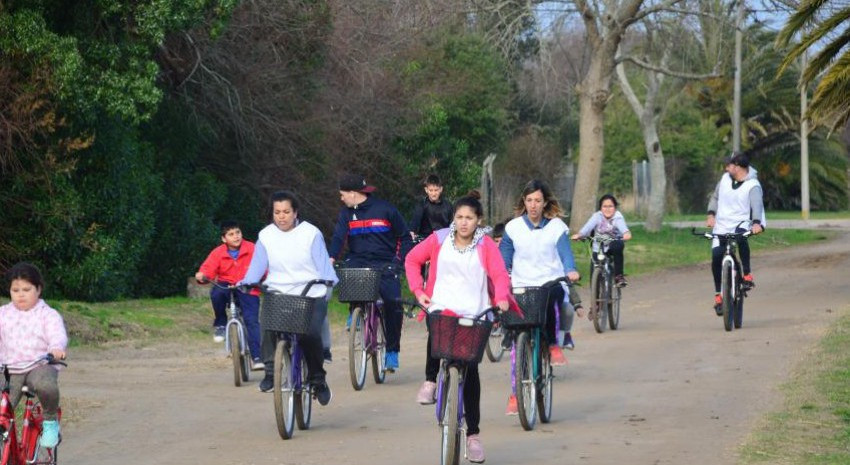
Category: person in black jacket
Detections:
[
  {"x1": 409, "y1": 174, "x2": 453, "y2": 240},
  {"x1": 330, "y1": 173, "x2": 413, "y2": 372}
]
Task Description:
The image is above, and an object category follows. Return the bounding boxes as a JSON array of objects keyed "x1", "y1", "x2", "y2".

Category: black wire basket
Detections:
[
  {"x1": 336, "y1": 267, "x2": 382, "y2": 302},
  {"x1": 501, "y1": 286, "x2": 550, "y2": 329},
  {"x1": 260, "y1": 292, "x2": 325, "y2": 335},
  {"x1": 428, "y1": 312, "x2": 493, "y2": 363}
]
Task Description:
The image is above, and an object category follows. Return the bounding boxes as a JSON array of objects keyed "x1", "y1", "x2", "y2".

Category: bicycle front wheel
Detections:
[
  {"x1": 348, "y1": 306, "x2": 367, "y2": 390},
  {"x1": 591, "y1": 268, "x2": 608, "y2": 334},
  {"x1": 371, "y1": 308, "x2": 387, "y2": 384},
  {"x1": 721, "y1": 261, "x2": 734, "y2": 332},
  {"x1": 273, "y1": 340, "x2": 295, "y2": 439},
  {"x1": 537, "y1": 340, "x2": 553, "y2": 423},
  {"x1": 515, "y1": 331, "x2": 537, "y2": 431},
  {"x1": 440, "y1": 366, "x2": 461, "y2": 465},
  {"x1": 734, "y1": 291, "x2": 744, "y2": 329},
  {"x1": 295, "y1": 358, "x2": 312, "y2": 430},
  {"x1": 485, "y1": 323, "x2": 505, "y2": 362},
  {"x1": 228, "y1": 324, "x2": 244, "y2": 387},
  {"x1": 609, "y1": 286, "x2": 621, "y2": 330}
]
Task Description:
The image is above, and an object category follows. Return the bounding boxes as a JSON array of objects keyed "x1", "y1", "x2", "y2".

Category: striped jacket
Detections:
[{"x1": 329, "y1": 195, "x2": 413, "y2": 264}]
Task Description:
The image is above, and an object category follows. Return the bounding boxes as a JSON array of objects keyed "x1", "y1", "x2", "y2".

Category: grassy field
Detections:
[
  {"x1": 663, "y1": 211, "x2": 850, "y2": 222},
  {"x1": 739, "y1": 307, "x2": 850, "y2": 465}
]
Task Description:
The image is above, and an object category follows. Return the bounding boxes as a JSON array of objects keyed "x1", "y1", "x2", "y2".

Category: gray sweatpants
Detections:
[{"x1": 8, "y1": 365, "x2": 60, "y2": 420}]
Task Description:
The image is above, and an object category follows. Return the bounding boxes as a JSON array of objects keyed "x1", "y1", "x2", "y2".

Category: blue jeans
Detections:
[
  {"x1": 210, "y1": 286, "x2": 262, "y2": 360},
  {"x1": 345, "y1": 259, "x2": 403, "y2": 352}
]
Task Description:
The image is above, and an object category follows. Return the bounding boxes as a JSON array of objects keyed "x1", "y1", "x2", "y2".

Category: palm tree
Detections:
[{"x1": 776, "y1": 0, "x2": 850, "y2": 131}]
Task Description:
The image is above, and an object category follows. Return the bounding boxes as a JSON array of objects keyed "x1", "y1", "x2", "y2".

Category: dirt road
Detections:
[{"x1": 59, "y1": 233, "x2": 850, "y2": 465}]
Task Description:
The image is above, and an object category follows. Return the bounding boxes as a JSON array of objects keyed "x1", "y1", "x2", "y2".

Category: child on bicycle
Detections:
[
  {"x1": 0, "y1": 262, "x2": 67, "y2": 448},
  {"x1": 571, "y1": 194, "x2": 632, "y2": 287},
  {"x1": 405, "y1": 191, "x2": 516, "y2": 463},
  {"x1": 195, "y1": 220, "x2": 263, "y2": 369},
  {"x1": 330, "y1": 173, "x2": 413, "y2": 372}
]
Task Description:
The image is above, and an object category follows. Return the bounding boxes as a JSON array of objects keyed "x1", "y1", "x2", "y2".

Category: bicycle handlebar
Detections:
[
  {"x1": 240, "y1": 279, "x2": 335, "y2": 297},
  {"x1": 2, "y1": 354, "x2": 67, "y2": 380},
  {"x1": 691, "y1": 228, "x2": 753, "y2": 240}
]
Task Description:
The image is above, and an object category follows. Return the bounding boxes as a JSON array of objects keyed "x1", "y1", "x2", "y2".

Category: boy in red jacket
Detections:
[{"x1": 195, "y1": 221, "x2": 262, "y2": 368}]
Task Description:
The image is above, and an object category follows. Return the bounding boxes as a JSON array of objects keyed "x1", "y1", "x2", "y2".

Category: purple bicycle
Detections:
[
  {"x1": 258, "y1": 279, "x2": 334, "y2": 440},
  {"x1": 428, "y1": 307, "x2": 496, "y2": 465},
  {"x1": 336, "y1": 266, "x2": 392, "y2": 391}
]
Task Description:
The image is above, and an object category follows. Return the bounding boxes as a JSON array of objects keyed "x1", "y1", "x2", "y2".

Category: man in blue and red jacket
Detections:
[{"x1": 330, "y1": 173, "x2": 413, "y2": 372}]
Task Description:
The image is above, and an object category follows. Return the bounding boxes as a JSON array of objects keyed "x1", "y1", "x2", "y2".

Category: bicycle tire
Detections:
[
  {"x1": 485, "y1": 323, "x2": 505, "y2": 362},
  {"x1": 371, "y1": 307, "x2": 387, "y2": 384},
  {"x1": 228, "y1": 324, "x2": 243, "y2": 387},
  {"x1": 295, "y1": 358, "x2": 312, "y2": 430},
  {"x1": 348, "y1": 306, "x2": 367, "y2": 391},
  {"x1": 273, "y1": 340, "x2": 295, "y2": 439},
  {"x1": 721, "y1": 261, "x2": 734, "y2": 332},
  {"x1": 440, "y1": 366, "x2": 461, "y2": 465},
  {"x1": 609, "y1": 286, "x2": 621, "y2": 330},
  {"x1": 240, "y1": 326, "x2": 251, "y2": 382},
  {"x1": 515, "y1": 331, "x2": 537, "y2": 431},
  {"x1": 537, "y1": 339, "x2": 553, "y2": 423},
  {"x1": 591, "y1": 268, "x2": 607, "y2": 334},
  {"x1": 734, "y1": 287, "x2": 744, "y2": 329}
]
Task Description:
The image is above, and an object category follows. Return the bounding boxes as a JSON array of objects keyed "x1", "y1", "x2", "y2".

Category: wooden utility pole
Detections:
[{"x1": 732, "y1": 0, "x2": 745, "y2": 152}]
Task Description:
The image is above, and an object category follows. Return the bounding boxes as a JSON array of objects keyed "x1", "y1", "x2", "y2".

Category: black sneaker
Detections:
[
  {"x1": 501, "y1": 331, "x2": 513, "y2": 350},
  {"x1": 615, "y1": 275, "x2": 628, "y2": 288},
  {"x1": 258, "y1": 375, "x2": 274, "y2": 393},
  {"x1": 323, "y1": 348, "x2": 332, "y2": 364},
  {"x1": 314, "y1": 382, "x2": 333, "y2": 406}
]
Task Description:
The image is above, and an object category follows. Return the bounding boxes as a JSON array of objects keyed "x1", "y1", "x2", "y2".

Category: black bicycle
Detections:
[
  {"x1": 693, "y1": 228, "x2": 753, "y2": 331},
  {"x1": 583, "y1": 234, "x2": 621, "y2": 333}
]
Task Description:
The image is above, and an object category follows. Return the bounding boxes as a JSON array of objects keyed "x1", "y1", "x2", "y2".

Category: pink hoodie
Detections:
[
  {"x1": 0, "y1": 299, "x2": 68, "y2": 374},
  {"x1": 405, "y1": 228, "x2": 520, "y2": 316}
]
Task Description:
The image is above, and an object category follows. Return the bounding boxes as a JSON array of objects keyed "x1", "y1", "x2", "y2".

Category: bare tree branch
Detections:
[{"x1": 616, "y1": 54, "x2": 721, "y2": 79}]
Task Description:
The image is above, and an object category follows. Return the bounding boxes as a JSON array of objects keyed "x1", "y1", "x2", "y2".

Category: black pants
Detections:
[
  {"x1": 425, "y1": 322, "x2": 440, "y2": 383},
  {"x1": 607, "y1": 239, "x2": 625, "y2": 276},
  {"x1": 261, "y1": 301, "x2": 327, "y2": 386},
  {"x1": 464, "y1": 362, "x2": 481, "y2": 435},
  {"x1": 711, "y1": 233, "x2": 750, "y2": 293},
  {"x1": 545, "y1": 282, "x2": 565, "y2": 346}
]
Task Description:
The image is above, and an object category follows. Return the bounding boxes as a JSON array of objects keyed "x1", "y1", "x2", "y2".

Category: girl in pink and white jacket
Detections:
[
  {"x1": 0, "y1": 262, "x2": 67, "y2": 449},
  {"x1": 405, "y1": 191, "x2": 516, "y2": 464}
]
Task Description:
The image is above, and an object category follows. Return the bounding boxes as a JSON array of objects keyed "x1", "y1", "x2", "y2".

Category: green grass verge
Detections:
[
  {"x1": 9, "y1": 226, "x2": 832, "y2": 348},
  {"x1": 664, "y1": 211, "x2": 850, "y2": 222},
  {"x1": 572, "y1": 225, "x2": 835, "y2": 278},
  {"x1": 739, "y1": 307, "x2": 850, "y2": 465}
]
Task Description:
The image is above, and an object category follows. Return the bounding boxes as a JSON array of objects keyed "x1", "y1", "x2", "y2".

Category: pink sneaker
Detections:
[
  {"x1": 549, "y1": 346, "x2": 568, "y2": 366},
  {"x1": 505, "y1": 394, "x2": 518, "y2": 415},
  {"x1": 466, "y1": 434, "x2": 485, "y2": 463},
  {"x1": 416, "y1": 381, "x2": 437, "y2": 405}
]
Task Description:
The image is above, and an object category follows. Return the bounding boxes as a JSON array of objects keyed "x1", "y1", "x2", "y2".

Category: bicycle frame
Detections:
[{"x1": 223, "y1": 289, "x2": 249, "y2": 358}]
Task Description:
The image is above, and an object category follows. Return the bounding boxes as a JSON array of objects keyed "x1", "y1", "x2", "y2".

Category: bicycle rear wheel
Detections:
[
  {"x1": 440, "y1": 366, "x2": 461, "y2": 465},
  {"x1": 721, "y1": 261, "x2": 734, "y2": 331},
  {"x1": 515, "y1": 331, "x2": 537, "y2": 431},
  {"x1": 609, "y1": 286, "x2": 621, "y2": 330},
  {"x1": 537, "y1": 340, "x2": 553, "y2": 423},
  {"x1": 273, "y1": 340, "x2": 295, "y2": 439},
  {"x1": 734, "y1": 291, "x2": 744, "y2": 329},
  {"x1": 591, "y1": 268, "x2": 608, "y2": 334},
  {"x1": 485, "y1": 323, "x2": 505, "y2": 362},
  {"x1": 228, "y1": 324, "x2": 244, "y2": 387},
  {"x1": 295, "y1": 357, "x2": 312, "y2": 430},
  {"x1": 348, "y1": 306, "x2": 367, "y2": 390},
  {"x1": 371, "y1": 308, "x2": 387, "y2": 384}
]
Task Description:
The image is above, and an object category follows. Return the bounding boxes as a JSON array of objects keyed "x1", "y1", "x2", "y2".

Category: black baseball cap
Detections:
[
  {"x1": 724, "y1": 152, "x2": 750, "y2": 168},
  {"x1": 339, "y1": 173, "x2": 376, "y2": 193}
]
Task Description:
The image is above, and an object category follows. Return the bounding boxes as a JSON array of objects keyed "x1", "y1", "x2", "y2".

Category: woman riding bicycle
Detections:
[
  {"x1": 571, "y1": 194, "x2": 632, "y2": 287},
  {"x1": 241, "y1": 190, "x2": 338, "y2": 404},
  {"x1": 498, "y1": 179, "x2": 580, "y2": 412},
  {"x1": 405, "y1": 191, "x2": 515, "y2": 463}
]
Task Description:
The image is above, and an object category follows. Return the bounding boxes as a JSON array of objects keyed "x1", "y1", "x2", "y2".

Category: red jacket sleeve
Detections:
[{"x1": 197, "y1": 245, "x2": 225, "y2": 281}]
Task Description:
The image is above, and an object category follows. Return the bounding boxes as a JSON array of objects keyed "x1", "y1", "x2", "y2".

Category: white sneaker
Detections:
[{"x1": 213, "y1": 326, "x2": 225, "y2": 343}]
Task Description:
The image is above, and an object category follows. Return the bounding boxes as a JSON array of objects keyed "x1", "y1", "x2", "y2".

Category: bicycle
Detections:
[
  {"x1": 336, "y1": 264, "x2": 395, "y2": 391},
  {"x1": 484, "y1": 321, "x2": 506, "y2": 363},
  {"x1": 502, "y1": 277, "x2": 566, "y2": 431},
  {"x1": 427, "y1": 307, "x2": 496, "y2": 465},
  {"x1": 0, "y1": 355, "x2": 67, "y2": 465},
  {"x1": 583, "y1": 234, "x2": 622, "y2": 333},
  {"x1": 258, "y1": 279, "x2": 335, "y2": 440},
  {"x1": 203, "y1": 280, "x2": 257, "y2": 387},
  {"x1": 693, "y1": 227, "x2": 753, "y2": 331}
]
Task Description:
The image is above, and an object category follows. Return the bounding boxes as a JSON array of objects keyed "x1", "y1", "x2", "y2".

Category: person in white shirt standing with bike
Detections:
[{"x1": 706, "y1": 152, "x2": 765, "y2": 313}]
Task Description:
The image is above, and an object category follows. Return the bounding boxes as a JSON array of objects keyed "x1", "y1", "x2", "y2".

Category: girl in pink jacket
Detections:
[
  {"x1": 405, "y1": 191, "x2": 516, "y2": 464},
  {"x1": 0, "y1": 262, "x2": 68, "y2": 449}
]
